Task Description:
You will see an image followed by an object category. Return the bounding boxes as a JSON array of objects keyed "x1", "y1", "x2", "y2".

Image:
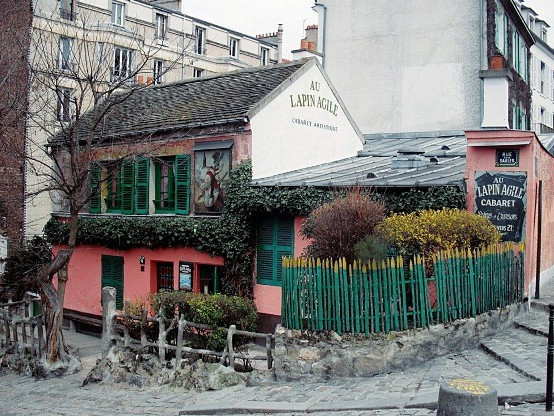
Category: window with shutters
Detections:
[
  {"x1": 89, "y1": 158, "x2": 150, "y2": 215},
  {"x1": 101, "y1": 255, "x2": 124, "y2": 310},
  {"x1": 257, "y1": 216, "x2": 294, "y2": 286}
]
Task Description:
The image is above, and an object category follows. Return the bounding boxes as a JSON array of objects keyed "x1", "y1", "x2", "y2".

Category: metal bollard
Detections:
[{"x1": 547, "y1": 304, "x2": 554, "y2": 411}]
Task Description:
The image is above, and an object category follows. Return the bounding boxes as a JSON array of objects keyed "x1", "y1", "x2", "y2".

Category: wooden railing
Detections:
[
  {"x1": 101, "y1": 287, "x2": 274, "y2": 370},
  {"x1": 0, "y1": 296, "x2": 45, "y2": 358},
  {"x1": 282, "y1": 243, "x2": 525, "y2": 335}
]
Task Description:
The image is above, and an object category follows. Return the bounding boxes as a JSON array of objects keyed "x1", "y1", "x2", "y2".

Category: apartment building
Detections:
[
  {"x1": 21, "y1": 0, "x2": 281, "y2": 239},
  {"x1": 519, "y1": 3, "x2": 554, "y2": 134},
  {"x1": 312, "y1": 0, "x2": 534, "y2": 134}
]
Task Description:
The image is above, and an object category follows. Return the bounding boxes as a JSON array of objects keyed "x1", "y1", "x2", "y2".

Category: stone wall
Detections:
[{"x1": 274, "y1": 303, "x2": 526, "y2": 381}]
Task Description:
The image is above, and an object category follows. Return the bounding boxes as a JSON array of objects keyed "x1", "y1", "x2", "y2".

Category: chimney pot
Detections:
[
  {"x1": 301, "y1": 38, "x2": 309, "y2": 50},
  {"x1": 308, "y1": 41, "x2": 316, "y2": 51}
]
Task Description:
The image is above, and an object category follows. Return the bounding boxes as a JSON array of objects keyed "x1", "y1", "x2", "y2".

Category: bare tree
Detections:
[{"x1": 10, "y1": 5, "x2": 191, "y2": 368}]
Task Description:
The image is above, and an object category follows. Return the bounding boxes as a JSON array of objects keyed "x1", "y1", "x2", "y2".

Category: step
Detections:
[
  {"x1": 480, "y1": 328, "x2": 546, "y2": 381},
  {"x1": 514, "y1": 311, "x2": 549, "y2": 337}
]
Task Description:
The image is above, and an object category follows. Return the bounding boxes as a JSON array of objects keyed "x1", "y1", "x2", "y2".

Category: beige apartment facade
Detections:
[{"x1": 25, "y1": 0, "x2": 281, "y2": 237}]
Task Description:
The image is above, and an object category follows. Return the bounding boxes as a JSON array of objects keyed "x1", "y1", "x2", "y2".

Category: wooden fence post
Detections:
[
  {"x1": 158, "y1": 309, "x2": 166, "y2": 362},
  {"x1": 227, "y1": 325, "x2": 236, "y2": 370},
  {"x1": 175, "y1": 314, "x2": 185, "y2": 369},
  {"x1": 101, "y1": 287, "x2": 117, "y2": 359}
]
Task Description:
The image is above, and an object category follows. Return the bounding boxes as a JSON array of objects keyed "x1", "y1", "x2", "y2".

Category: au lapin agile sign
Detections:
[
  {"x1": 474, "y1": 172, "x2": 527, "y2": 242},
  {"x1": 289, "y1": 81, "x2": 340, "y2": 132}
]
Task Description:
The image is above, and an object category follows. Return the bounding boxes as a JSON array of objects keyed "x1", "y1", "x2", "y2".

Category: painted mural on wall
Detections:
[
  {"x1": 474, "y1": 172, "x2": 527, "y2": 242},
  {"x1": 194, "y1": 149, "x2": 231, "y2": 214}
]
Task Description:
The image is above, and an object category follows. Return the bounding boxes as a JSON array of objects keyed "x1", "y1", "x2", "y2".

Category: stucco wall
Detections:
[
  {"x1": 250, "y1": 63, "x2": 363, "y2": 179},
  {"x1": 254, "y1": 217, "x2": 309, "y2": 317},
  {"x1": 465, "y1": 129, "x2": 554, "y2": 294},
  {"x1": 318, "y1": 0, "x2": 483, "y2": 134},
  {"x1": 61, "y1": 245, "x2": 224, "y2": 316}
]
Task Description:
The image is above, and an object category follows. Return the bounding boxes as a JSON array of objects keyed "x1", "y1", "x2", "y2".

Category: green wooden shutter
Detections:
[
  {"x1": 175, "y1": 155, "x2": 190, "y2": 214},
  {"x1": 120, "y1": 160, "x2": 135, "y2": 214},
  {"x1": 89, "y1": 162, "x2": 102, "y2": 214},
  {"x1": 101, "y1": 255, "x2": 124, "y2": 310},
  {"x1": 135, "y1": 158, "x2": 150, "y2": 214},
  {"x1": 257, "y1": 217, "x2": 294, "y2": 286}
]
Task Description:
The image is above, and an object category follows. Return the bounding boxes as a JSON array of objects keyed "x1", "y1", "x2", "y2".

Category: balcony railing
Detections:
[{"x1": 531, "y1": 122, "x2": 554, "y2": 135}]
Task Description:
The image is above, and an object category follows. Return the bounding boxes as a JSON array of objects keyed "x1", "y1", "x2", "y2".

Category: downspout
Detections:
[
  {"x1": 479, "y1": 0, "x2": 480, "y2": 127},
  {"x1": 312, "y1": 2, "x2": 327, "y2": 68}
]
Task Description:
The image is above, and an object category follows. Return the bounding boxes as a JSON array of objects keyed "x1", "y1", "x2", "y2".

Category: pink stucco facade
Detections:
[
  {"x1": 61, "y1": 245, "x2": 224, "y2": 315},
  {"x1": 465, "y1": 130, "x2": 554, "y2": 295},
  {"x1": 254, "y1": 217, "x2": 309, "y2": 316}
]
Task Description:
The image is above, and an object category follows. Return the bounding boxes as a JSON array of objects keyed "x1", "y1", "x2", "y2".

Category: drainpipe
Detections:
[{"x1": 312, "y1": 2, "x2": 326, "y2": 68}]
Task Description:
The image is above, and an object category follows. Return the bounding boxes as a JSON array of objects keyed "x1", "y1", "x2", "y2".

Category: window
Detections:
[
  {"x1": 56, "y1": 87, "x2": 73, "y2": 122},
  {"x1": 60, "y1": 0, "x2": 75, "y2": 20},
  {"x1": 59, "y1": 37, "x2": 73, "y2": 70},
  {"x1": 97, "y1": 42, "x2": 105, "y2": 65},
  {"x1": 103, "y1": 158, "x2": 149, "y2": 215},
  {"x1": 511, "y1": 101, "x2": 528, "y2": 130},
  {"x1": 494, "y1": 2, "x2": 507, "y2": 55},
  {"x1": 156, "y1": 262, "x2": 174, "y2": 292},
  {"x1": 257, "y1": 216, "x2": 294, "y2": 286},
  {"x1": 153, "y1": 59, "x2": 164, "y2": 85},
  {"x1": 111, "y1": 1, "x2": 124, "y2": 26},
  {"x1": 155, "y1": 13, "x2": 168, "y2": 40},
  {"x1": 193, "y1": 68, "x2": 204, "y2": 78},
  {"x1": 101, "y1": 255, "x2": 124, "y2": 310},
  {"x1": 511, "y1": 29, "x2": 528, "y2": 82},
  {"x1": 229, "y1": 37, "x2": 239, "y2": 58},
  {"x1": 89, "y1": 155, "x2": 190, "y2": 215},
  {"x1": 154, "y1": 155, "x2": 190, "y2": 214},
  {"x1": 113, "y1": 46, "x2": 133, "y2": 80},
  {"x1": 260, "y1": 47, "x2": 269, "y2": 66},
  {"x1": 541, "y1": 61, "x2": 546, "y2": 94},
  {"x1": 195, "y1": 27, "x2": 206, "y2": 54}
]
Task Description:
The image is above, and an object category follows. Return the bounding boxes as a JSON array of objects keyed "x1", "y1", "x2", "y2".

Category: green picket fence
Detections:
[{"x1": 281, "y1": 243, "x2": 525, "y2": 335}]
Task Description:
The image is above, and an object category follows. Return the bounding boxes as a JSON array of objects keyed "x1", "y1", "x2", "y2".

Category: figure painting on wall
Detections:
[{"x1": 194, "y1": 149, "x2": 231, "y2": 214}]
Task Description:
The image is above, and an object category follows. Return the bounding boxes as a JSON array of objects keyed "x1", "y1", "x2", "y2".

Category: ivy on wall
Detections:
[{"x1": 44, "y1": 160, "x2": 466, "y2": 297}]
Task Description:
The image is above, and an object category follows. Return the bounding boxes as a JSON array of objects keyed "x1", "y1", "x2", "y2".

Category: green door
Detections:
[{"x1": 101, "y1": 255, "x2": 124, "y2": 310}]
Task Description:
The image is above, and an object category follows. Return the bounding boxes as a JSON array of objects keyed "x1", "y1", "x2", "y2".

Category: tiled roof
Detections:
[
  {"x1": 68, "y1": 61, "x2": 307, "y2": 142},
  {"x1": 252, "y1": 131, "x2": 467, "y2": 188}
]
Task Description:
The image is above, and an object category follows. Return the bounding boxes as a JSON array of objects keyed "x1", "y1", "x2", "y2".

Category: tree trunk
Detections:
[{"x1": 39, "y1": 210, "x2": 78, "y2": 363}]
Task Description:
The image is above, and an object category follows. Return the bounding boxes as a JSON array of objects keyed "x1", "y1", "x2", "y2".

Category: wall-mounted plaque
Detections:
[
  {"x1": 495, "y1": 149, "x2": 519, "y2": 167},
  {"x1": 474, "y1": 171, "x2": 527, "y2": 242}
]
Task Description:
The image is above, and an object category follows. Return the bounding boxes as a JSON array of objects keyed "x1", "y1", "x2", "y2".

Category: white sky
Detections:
[
  {"x1": 183, "y1": 1, "x2": 554, "y2": 57},
  {"x1": 183, "y1": 0, "x2": 318, "y2": 59}
]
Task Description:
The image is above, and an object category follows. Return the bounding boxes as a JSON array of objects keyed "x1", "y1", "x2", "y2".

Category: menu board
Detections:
[
  {"x1": 179, "y1": 262, "x2": 193, "y2": 291},
  {"x1": 474, "y1": 172, "x2": 527, "y2": 242}
]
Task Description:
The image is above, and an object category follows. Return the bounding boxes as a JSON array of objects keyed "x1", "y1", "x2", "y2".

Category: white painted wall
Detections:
[
  {"x1": 530, "y1": 43, "x2": 554, "y2": 131},
  {"x1": 316, "y1": 0, "x2": 484, "y2": 134},
  {"x1": 482, "y1": 76, "x2": 510, "y2": 128},
  {"x1": 250, "y1": 63, "x2": 363, "y2": 179}
]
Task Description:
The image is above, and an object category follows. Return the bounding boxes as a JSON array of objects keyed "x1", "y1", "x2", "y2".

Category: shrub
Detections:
[
  {"x1": 301, "y1": 192, "x2": 386, "y2": 263},
  {"x1": 353, "y1": 235, "x2": 390, "y2": 262},
  {"x1": 376, "y1": 208, "x2": 501, "y2": 258},
  {"x1": 150, "y1": 292, "x2": 258, "y2": 351},
  {"x1": 1, "y1": 237, "x2": 50, "y2": 301}
]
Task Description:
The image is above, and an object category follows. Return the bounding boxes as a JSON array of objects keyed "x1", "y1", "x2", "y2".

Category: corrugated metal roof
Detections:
[{"x1": 252, "y1": 131, "x2": 467, "y2": 188}]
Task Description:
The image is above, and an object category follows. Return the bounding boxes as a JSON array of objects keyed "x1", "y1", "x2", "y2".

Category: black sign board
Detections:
[
  {"x1": 474, "y1": 172, "x2": 527, "y2": 242},
  {"x1": 495, "y1": 149, "x2": 519, "y2": 167}
]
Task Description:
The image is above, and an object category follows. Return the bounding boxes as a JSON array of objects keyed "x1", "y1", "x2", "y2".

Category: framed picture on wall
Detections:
[
  {"x1": 179, "y1": 262, "x2": 193, "y2": 291},
  {"x1": 194, "y1": 148, "x2": 231, "y2": 214}
]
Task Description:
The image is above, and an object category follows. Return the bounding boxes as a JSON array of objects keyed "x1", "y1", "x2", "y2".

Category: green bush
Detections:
[
  {"x1": 353, "y1": 235, "x2": 390, "y2": 262},
  {"x1": 376, "y1": 208, "x2": 501, "y2": 258},
  {"x1": 1, "y1": 237, "x2": 50, "y2": 301},
  {"x1": 150, "y1": 292, "x2": 258, "y2": 351}
]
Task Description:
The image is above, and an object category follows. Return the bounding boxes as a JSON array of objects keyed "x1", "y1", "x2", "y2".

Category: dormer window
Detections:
[
  {"x1": 542, "y1": 28, "x2": 548, "y2": 42},
  {"x1": 195, "y1": 27, "x2": 206, "y2": 55},
  {"x1": 229, "y1": 37, "x2": 239, "y2": 59}
]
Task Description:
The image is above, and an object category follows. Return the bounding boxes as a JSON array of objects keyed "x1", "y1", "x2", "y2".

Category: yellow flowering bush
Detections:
[{"x1": 376, "y1": 208, "x2": 500, "y2": 258}]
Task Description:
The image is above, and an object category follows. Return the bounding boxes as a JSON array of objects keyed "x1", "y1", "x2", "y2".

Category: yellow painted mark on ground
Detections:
[{"x1": 447, "y1": 379, "x2": 491, "y2": 395}]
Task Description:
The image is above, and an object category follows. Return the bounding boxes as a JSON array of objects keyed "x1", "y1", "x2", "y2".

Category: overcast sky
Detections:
[
  {"x1": 184, "y1": 0, "x2": 318, "y2": 59},
  {"x1": 183, "y1": 1, "x2": 554, "y2": 57}
]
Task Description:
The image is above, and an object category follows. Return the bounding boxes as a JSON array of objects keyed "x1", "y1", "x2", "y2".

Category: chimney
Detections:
[
  {"x1": 277, "y1": 24, "x2": 283, "y2": 63},
  {"x1": 480, "y1": 61, "x2": 512, "y2": 129}
]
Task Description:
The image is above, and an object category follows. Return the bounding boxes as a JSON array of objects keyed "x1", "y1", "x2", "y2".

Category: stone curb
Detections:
[{"x1": 179, "y1": 381, "x2": 547, "y2": 415}]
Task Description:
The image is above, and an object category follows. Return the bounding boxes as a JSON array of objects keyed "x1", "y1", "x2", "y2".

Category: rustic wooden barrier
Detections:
[
  {"x1": 0, "y1": 296, "x2": 45, "y2": 359},
  {"x1": 101, "y1": 287, "x2": 274, "y2": 371}
]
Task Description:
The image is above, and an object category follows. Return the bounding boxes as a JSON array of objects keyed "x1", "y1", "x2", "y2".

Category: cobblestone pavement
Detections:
[{"x1": 2, "y1": 280, "x2": 554, "y2": 415}]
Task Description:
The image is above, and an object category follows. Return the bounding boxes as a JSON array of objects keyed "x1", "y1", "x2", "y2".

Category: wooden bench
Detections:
[{"x1": 63, "y1": 309, "x2": 102, "y2": 335}]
